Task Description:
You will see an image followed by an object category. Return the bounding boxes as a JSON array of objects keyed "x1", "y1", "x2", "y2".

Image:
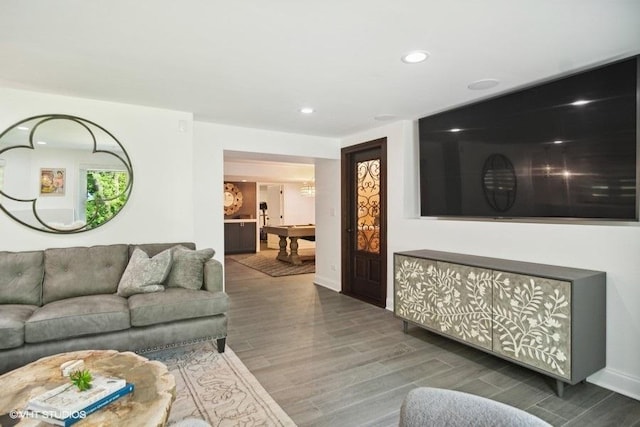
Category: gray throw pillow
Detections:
[
  {"x1": 165, "y1": 246, "x2": 215, "y2": 290},
  {"x1": 117, "y1": 248, "x2": 172, "y2": 297}
]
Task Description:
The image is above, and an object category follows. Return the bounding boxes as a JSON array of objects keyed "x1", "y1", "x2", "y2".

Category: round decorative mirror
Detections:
[
  {"x1": 223, "y1": 182, "x2": 243, "y2": 216},
  {"x1": 0, "y1": 114, "x2": 133, "y2": 233}
]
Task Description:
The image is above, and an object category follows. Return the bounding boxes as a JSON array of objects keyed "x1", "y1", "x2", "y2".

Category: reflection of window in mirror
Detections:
[{"x1": 79, "y1": 167, "x2": 129, "y2": 229}]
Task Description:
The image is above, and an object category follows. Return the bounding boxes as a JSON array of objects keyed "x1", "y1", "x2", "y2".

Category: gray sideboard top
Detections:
[{"x1": 396, "y1": 249, "x2": 605, "y2": 282}]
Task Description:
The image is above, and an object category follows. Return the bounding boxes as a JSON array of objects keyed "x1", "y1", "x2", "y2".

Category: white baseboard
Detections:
[
  {"x1": 385, "y1": 297, "x2": 394, "y2": 311},
  {"x1": 588, "y1": 367, "x2": 640, "y2": 401},
  {"x1": 313, "y1": 274, "x2": 340, "y2": 292}
]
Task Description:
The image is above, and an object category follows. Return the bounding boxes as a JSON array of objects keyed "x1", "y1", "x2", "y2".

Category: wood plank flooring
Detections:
[{"x1": 224, "y1": 257, "x2": 640, "y2": 427}]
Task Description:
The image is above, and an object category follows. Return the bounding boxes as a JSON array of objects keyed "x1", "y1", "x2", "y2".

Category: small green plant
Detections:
[{"x1": 69, "y1": 369, "x2": 93, "y2": 391}]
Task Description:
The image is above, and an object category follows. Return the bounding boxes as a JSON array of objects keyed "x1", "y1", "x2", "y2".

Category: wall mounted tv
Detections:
[{"x1": 419, "y1": 55, "x2": 638, "y2": 221}]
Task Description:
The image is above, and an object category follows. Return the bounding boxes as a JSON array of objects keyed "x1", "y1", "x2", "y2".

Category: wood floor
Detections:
[{"x1": 224, "y1": 257, "x2": 640, "y2": 427}]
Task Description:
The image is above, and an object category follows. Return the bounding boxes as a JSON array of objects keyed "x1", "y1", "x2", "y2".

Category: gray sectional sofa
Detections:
[{"x1": 0, "y1": 242, "x2": 228, "y2": 374}]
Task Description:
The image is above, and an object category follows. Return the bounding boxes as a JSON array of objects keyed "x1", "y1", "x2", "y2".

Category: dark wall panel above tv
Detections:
[{"x1": 419, "y1": 55, "x2": 639, "y2": 221}]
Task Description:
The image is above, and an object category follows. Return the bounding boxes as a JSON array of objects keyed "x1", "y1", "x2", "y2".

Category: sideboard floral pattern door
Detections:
[
  {"x1": 394, "y1": 254, "x2": 572, "y2": 379},
  {"x1": 492, "y1": 272, "x2": 571, "y2": 379},
  {"x1": 394, "y1": 256, "x2": 493, "y2": 350}
]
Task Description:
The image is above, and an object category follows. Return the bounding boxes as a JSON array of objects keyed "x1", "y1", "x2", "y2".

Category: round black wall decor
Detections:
[{"x1": 482, "y1": 154, "x2": 516, "y2": 213}]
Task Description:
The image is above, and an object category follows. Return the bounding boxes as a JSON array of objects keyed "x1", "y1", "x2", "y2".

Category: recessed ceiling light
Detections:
[
  {"x1": 468, "y1": 79, "x2": 500, "y2": 90},
  {"x1": 571, "y1": 99, "x2": 591, "y2": 106},
  {"x1": 374, "y1": 114, "x2": 397, "y2": 122},
  {"x1": 553, "y1": 140, "x2": 564, "y2": 144},
  {"x1": 450, "y1": 128, "x2": 462, "y2": 133},
  {"x1": 300, "y1": 107, "x2": 314, "y2": 114},
  {"x1": 36, "y1": 141, "x2": 47, "y2": 145},
  {"x1": 401, "y1": 50, "x2": 430, "y2": 64}
]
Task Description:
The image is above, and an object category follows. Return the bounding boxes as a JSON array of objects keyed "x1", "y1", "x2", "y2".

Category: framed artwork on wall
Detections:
[{"x1": 40, "y1": 168, "x2": 65, "y2": 196}]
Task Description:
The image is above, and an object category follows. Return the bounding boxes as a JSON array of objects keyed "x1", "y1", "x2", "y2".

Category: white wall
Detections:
[
  {"x1": 0, "y1": 88, "x2": 195, "y2": 251},
  {"x1": 193, "y1": 121, "x2": 341, "y2": 289},
  {"x1": 314, "y1": 158, "x2": 342, "y2": 291},
  {"x1": 225, "y1": 160, "x2": 314, "y2": 183},
  {"x1": 341, "y1": 120, "x2": 640, "y2": 400},
  {"x1": 282, "y1": 183, "x2": 315, "y2": 225}
]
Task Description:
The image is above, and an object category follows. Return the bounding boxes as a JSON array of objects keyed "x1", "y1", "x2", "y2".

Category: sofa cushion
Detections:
[
  {"x1": 0, "y1": 250, "x2": 44, "y2": 305},
  {"x1": 128, "y1": 288, "x2": 229, "y2": 327},
  {"x1": 43, "y1": 245, "x2": 129, "y2": 304},
  {"x1": 130, "y1": 242, "x2": 195, "y2": 258},
  {"x1": 165, "y1": 246, "x2": 215, "y2": 290},
  {"x1": 0, "y1": 304, "x2": 38, "y2": 349},
  {"x1": 117, "y1": 248, "x2": 172, "y2": 297},
  {"x1": 25, "y1": 295, "x2": 130, "y2": 343}
]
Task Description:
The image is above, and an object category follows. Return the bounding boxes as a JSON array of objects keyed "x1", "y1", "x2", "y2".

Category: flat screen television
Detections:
[{"x1": 419, "y1": 55, "x2": 639, "y2": 221}]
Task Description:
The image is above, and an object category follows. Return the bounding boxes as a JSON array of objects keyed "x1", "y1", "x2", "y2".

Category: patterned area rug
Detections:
[
  {"x1": 228, "y1": 251, "x2": 315, "y2": 277},
  {"x1": 143, "y1": 340, "x2": 295, "y2": 426}
]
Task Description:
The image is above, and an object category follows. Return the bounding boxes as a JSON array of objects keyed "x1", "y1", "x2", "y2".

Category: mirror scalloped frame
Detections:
[{"x1": 0, "y1": 114, "x2": 134, "y2": 234}]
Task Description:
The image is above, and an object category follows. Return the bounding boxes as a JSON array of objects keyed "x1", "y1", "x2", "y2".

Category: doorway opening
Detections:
[{"x1": 223, "y1": 152, "x2": 317, "y2": 261}]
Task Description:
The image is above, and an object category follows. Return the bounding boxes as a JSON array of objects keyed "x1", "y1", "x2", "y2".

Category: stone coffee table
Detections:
[{"x1": 0, "y1": 349, "x2": 175, "y2": 426}]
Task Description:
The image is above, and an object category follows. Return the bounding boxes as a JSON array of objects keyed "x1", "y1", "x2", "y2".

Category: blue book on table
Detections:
[{"x1": 25, "y1": 383, "x2": 134, "y2": 427}]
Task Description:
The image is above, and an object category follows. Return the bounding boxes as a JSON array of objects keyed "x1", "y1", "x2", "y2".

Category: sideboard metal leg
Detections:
[
  {"x1": 556, "y1": 379, "x2": 565, "y2": 397},
  {"x1": 403, "y1": 320, "x2": 408, "y2": 334}
]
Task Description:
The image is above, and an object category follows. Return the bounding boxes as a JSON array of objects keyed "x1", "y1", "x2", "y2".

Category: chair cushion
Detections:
[
  {"x1": 117, "y1": 248, "x2": 172, "y2": 297},
  {"x1": 43, "y1": 245, "x2": 129, "y2": 304},
  {"x1": 25, "y1": 295, "x2": 130, "y2": 343},
  {"x1": 0, "y1": 304, "x2": 38, "y2": 349},
  {"x1": 399, "y1": 387, "x2": 551, "y2": 427},
  {"x1": 0, "y1": 250, "x2": 44, "y2": 305},
  {"x1": 128, "y1": 288, "x2": 229, "y2": 327},
  {"x1": 165, "y1": 246, "x2": 215, "y2": 290}
]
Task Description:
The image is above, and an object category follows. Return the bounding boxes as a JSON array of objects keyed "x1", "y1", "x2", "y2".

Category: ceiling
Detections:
[{"x1": 1, "y1": 1, "x2": 639, "y2": 138}]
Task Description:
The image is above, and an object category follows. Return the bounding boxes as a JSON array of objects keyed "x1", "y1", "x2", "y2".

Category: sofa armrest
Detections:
[{"x1": 203, "y1": 258, "x2": 223, "y2": 292}]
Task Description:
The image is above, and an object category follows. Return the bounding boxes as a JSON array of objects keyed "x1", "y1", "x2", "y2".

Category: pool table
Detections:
[{"x1": 263, "y1": 224, "x2": 315, "y2": 265}]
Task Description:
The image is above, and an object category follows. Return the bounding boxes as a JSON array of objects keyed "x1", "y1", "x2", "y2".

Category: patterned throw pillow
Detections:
[
  {"x1": 117, "y1": 248, "x2": 172, "y2": 297},
  {"x1": 165, "y1": 246, "x2": 215, "y2": 290}
]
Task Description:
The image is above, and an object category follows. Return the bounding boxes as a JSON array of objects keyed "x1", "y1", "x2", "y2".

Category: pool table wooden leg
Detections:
[
  {"x1": 289, "y1": 237, "x2": 302, "y2": 265},
  {"x1": 276, "y1": 235, "x2": 289, "y2": 262}
]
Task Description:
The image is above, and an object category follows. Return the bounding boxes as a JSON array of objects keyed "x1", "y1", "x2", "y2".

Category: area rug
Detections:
[
  {"x1": 143, "y1": 340, "x2": 296, "y2": 427},
  {"x1": 228, "y1": 251, "x2": 314, "y2": 277}
]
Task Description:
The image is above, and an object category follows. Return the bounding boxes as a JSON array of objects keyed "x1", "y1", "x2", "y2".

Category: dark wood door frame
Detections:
[{"x1": 341, "y1": 137, "x2": 387, "y2": 308}]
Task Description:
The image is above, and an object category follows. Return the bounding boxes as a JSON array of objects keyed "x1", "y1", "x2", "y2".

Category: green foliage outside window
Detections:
[{"x1": 86, "y1": 170, "x2": 129, "y2": 229}]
